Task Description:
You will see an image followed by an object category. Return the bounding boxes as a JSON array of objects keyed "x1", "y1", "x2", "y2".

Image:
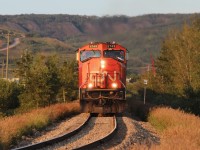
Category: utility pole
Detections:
[
  {"x1": 144, "y1": 79, "x2": 148, "y2": 104},
  {"x1": 6, "y1": 32, "x2": 10, "y2": 80},
  {"x1": 1, "y1": 60, "x2": 4, "y2": 78}
]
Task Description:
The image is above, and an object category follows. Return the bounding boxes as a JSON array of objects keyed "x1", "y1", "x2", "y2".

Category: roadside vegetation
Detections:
[
  {"x1": 0, "y1": 102, "x2": 80, "y2": 149},
  {"x1": 149, "y1": 107, "x2": 200, "y2": 149},
  {"x1": 128, "y1": 104, "x2": 200, "y2": 149}
]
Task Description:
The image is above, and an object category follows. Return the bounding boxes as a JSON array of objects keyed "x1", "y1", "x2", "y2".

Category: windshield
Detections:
[
  {"x1": 104, "y1": 50, "x2": 125, "y2": 61},
  {"x1": 80, "y1": 50, "x2": 101, "y2": 62}
]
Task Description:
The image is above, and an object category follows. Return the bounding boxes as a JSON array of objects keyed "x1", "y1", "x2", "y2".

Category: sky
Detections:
[{"x1": 0, "y1": 0, "x2": 200, "y2": 16}]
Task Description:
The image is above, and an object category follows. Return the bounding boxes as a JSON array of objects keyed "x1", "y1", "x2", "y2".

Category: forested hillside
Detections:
[{"x1": 0, "y1": 14, "x2": 197, "y2": 73}]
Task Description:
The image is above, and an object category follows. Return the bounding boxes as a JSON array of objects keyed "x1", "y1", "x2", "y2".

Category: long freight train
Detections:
[{"x1": 76, "y1": 42, "x2": 128, "y2": 113}]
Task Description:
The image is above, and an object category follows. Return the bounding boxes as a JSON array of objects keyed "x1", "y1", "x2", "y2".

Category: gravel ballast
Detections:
[
  {"x1": 95, "y1": 113, "x2": 160, "y2": 150},
  {"x1": 14, "y1": 112, "x2": 160, "y2": 150},
  {"x1": 43, "y1": 116, "x2": 114, "y2": 150},
  {"x1": 14, "y1": 113, "x2": 90, "y2": 148}
]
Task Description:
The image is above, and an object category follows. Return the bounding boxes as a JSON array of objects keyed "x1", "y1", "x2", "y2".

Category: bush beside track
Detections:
[
  {"x1": 0, "y1": 102, "x2": 80, "y2": 149},
  {"x1": 127, "y1": 97, "x2": 155, "y2": 121}
]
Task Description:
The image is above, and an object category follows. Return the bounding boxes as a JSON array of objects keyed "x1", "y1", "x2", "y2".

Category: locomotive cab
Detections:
[{"x1": 77, "y1": 42, "x2": 128, "y2": 113}]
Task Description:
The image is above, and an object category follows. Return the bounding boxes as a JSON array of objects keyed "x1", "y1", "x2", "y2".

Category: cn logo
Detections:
[{"x1": 90, "y1": 71, "x2": 117, "y2": 82}]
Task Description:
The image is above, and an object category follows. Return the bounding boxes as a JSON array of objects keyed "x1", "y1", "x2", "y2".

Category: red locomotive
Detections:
[{"x1": 76, "y1": 42, "x2": 128, "y2": 113}]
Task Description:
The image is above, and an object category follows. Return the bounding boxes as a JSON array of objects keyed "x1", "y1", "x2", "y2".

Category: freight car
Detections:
[{"x1": 76, "y1": 42, "x2": 128, "y2": 113}]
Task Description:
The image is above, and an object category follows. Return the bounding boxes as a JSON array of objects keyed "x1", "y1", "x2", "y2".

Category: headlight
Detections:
[
  {"x1": 88, "y1": 83, "x2": 93, "y2": 88},
  {"x1": 100, "y1": 60, "x2": 105, "y2": 68},
  {"x1": 111, "y1": 83, "x2": 118, "y2": 88}
]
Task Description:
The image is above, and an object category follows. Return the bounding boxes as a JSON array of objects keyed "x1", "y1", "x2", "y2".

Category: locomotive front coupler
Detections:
[{"x1": 98, "y1": 95, "x2": 107, "y2": 106}]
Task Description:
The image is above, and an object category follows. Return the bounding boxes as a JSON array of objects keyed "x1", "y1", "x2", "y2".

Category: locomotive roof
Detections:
[{"x1": 76, "y1": 42, "x2": 127, "y2": 52}]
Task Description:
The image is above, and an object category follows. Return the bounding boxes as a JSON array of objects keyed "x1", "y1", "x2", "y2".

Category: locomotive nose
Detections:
[{"x1": 100, "y1": 60, "x2": 105, "y2": 69}]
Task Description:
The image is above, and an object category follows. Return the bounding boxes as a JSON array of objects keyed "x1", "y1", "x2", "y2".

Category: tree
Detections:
[
  {"x1": 18, "y1": 54, "x2": 51, "y2": 108},
  {"x1": 156, "y1": 19, "x2": 200, "y2": 97},
  {"x1": 16, "y1": 50, "x2": 33, "y2": 85},
  {"x1": 59, "y1": 60, "x2": 78, "y2": 102},
  {"x1": 0, "y1": 79, "x2": 20, "y2": 111},
  {"x1": 16, "y1": 51, "x2": 78, "y2": 109},
  {"x1": 148, "y1": 17, "x2": 200, "y2": 115},
  {"x1": 45, "y1": 55, "x2": 61, "y2": 105}
]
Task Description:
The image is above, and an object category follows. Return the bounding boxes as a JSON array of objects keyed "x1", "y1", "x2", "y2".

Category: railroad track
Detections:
[
  {"x1": 13, "y1": 114, "x2": 91, "y2": 150},
  {"x1": 13, "y1": 114, "x2": 117, "y2": 150},
  {"x1": 74, "y1": 115, "x2": 117, "y2": 150}
]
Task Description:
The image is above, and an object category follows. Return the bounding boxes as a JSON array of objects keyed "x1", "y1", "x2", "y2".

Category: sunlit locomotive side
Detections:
[{"x1": 76, "y1": 42, "x2": 128, "y2": 113}]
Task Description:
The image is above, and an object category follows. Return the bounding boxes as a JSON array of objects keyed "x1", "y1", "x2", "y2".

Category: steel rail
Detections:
[
  {"x1": 13, "y1": 114, "x2": 91, "y2": 150},
  {"x1": 73, "y1": 115, "x2": 117, "y2": 150}
]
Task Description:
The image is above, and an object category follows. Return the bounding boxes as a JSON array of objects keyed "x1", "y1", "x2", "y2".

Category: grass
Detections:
[
  {"x1": 148, "y1": 107, "x2": 200, "y2": 149},
  {"x1": 0, "y1": 102, "x2": 80, "y2": 149},
  {"x1": 128, "y1": 98, "x2": 200, "y2": 149}
]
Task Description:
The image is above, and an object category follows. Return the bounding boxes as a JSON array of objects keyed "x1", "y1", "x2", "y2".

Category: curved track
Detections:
[
  {"x1": 13, "y1": 114, "x2": 91, "y2": 150},
  {"x1": 74, "y1": 115, "x2": 117, "y2": 150},
  {"x1": 13, "y1": 114, "x2": 117, "y2": 150}
]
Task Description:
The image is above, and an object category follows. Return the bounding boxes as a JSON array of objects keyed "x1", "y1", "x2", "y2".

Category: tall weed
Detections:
[
  {"x1": 149, "y1": 107, "x2": 200, "y2": 149},
  {"x1": 0, "y1": 102, "x2": 80, "y2": 149}
]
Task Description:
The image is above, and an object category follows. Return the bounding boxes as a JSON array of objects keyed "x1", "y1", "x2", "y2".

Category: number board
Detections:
[
  {"x1": 107, "y1": 44, "x2": 116, "y2": 48},
  {"x1": 89, "y1": 44, "x2": 98, "y2": 48}
]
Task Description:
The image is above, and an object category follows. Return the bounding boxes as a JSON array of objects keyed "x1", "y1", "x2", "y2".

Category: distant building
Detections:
[
  {"x1": 2, "y1": 78, "x2": 19, "y2": 84},
  {"x1": 126, "y1": 78, "x2": 131, "y2": 83}
]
